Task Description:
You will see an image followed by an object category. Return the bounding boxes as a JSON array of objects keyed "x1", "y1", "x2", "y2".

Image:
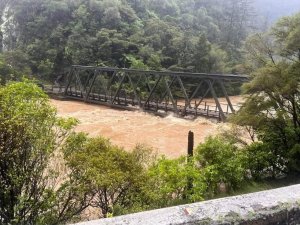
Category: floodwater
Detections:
[{"x1": 51, "y1": 96, "x2": 244, "y2": 158}]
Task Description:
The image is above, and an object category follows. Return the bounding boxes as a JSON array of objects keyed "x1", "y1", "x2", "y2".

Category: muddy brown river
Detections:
[{"x1": 51, "y1": 96, "x2": 244, "y2": 158}]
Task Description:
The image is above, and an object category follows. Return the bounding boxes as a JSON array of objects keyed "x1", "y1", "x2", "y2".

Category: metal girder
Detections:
[
  {"x1": 63, "y1": 65, "x2": 248, "y2": 121},
  {"x1": 127, "y1": 73, "x2": 142, "y2": 107},
  {"x1": 106, "y1": 71, "x2": 117, "y2": 92},
  {"x1": 176, "y1": 76, "x2": 189, "y2": 107},
  {"x1": 206, "y1": 80, "x2": 226, "y2": 121},
  {"x1": 194, "y1": 80, "x2": 216, "y2": 109},
  {"x1": 143, "y1": 75, "x2": 162, "y2": 109},
  {"x1": 71, "y1": 65, "x2": 249, "y2": 81},
  {"x1": 159, "y1": 77, "x2": 176, "y2": 103},
  {"x1": 64, "y1": 67, "x2": 74, "y2": 95},
  {"x1": 164, "y1": 77, "x2": 178, "y2": 114},
  {"x1": 85, "y1": 69, "x2": 99, "y2": 102},
  {"x1": 111, "y1": 72, "x2": 126, "y2": 104},
  {"x1": 218, "y1": 80, "x2": 235, "y2": 113}
]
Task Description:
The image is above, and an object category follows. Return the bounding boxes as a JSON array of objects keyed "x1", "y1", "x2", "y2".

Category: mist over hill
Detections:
[{"x1": 253, "y1": 0, "x2": 300, "y2": 26}]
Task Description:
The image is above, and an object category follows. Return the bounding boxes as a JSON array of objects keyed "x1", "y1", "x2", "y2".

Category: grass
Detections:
[{"x1": 226, "y1": 174, "x2": 300, "y2": 198}]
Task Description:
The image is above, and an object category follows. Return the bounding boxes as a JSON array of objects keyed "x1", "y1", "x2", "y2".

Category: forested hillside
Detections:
[
  {"x1": 1, "y1": 1, "x2": 300, "y2": 224},
  {"x1": 0, "y1": 0, "x2": 256, "y2": 81}
]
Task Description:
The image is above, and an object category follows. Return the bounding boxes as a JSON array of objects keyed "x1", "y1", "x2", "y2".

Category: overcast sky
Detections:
[{"x1": 254, "y1": 0, "x2": 300, "y2": 23}]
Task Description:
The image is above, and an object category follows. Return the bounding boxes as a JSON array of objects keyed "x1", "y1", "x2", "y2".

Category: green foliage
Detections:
[
  {"x1": 2, "y1": 4, "x2": 300, "y2": 222},
  {"x1": 0, "y1": 0, "x2": 256, "y2": 80},
  {"x1": 287, "y1": 144, "x2": 300, "y2": 172},
  {"x1": 125, "y1": 54, "x2": 149, "y2": 70},
  {"x1": 192, "y1": 34, "x2": 212, "y2": 73},
  {"x1": 272, "y1": 13, "x2": 300, "y2": 59},
  {"x1": 63, "y1": 133, "x2": 149, "y2": 218},
  {"x1": 195, "y1": 136, "x2": 247, "y2": 197},
  {"x1": 233, "y1": 12, "x2": 300, "y2": 177},
  {"x1": 0, "y1": 81, "x2": 91, "y2": 225},
  {"x1": 63, "y1": 134, "x2": 258, "y2": 218},
  {"x1": 145, "y1": 156, "x2": 204, "y2": 207},
  {"x1": 233, "y1": 62, "x2": 300, "y2": 175},
  {"x1": 0, "y1": 55, "x2": 21, "y2": 84},
  {"x1": 244, "y1": 142, "x2": 274, "y2": 180}
]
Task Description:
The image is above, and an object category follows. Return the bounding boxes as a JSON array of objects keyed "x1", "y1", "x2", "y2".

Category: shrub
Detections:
[
  {"x1": 144, "y1": 156, "x2": 205, "y2": 208},
  {"x1": 0, "y1": 81, "x2": 88, "y2": 225},
  {"x1": 195, "y1": 136, "x2": 246, "y2": 197},
  {"x1": 63, "y1": 134, "x2": 149, "y2": 218},
  {"x1": 244, "y1": 142, "x2": 273, "y2": 180}
]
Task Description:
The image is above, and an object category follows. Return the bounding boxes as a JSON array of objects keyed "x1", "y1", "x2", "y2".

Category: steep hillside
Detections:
[{"x1": 0, "y1": 0, "x2": 255, "y2": 80}]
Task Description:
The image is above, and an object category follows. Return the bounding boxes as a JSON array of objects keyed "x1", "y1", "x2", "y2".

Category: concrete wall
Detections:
[{"x1": 73, "y1": 184, "x2": 300, "y2": 225}]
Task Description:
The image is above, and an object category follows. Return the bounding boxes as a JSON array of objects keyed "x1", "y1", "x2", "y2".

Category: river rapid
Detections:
[{"x1": 51, "y1": 97, "x2": 243, "y2": 158}]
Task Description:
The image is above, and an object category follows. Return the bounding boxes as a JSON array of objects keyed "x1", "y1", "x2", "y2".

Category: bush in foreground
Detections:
[{"x1": 0, "y1": 81, "x2": 89, "y2": 225}]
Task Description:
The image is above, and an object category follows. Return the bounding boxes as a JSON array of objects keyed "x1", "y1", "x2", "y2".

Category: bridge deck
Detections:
[{"x1": 49, "y1": 87, "x2": 237, "y2": 121}]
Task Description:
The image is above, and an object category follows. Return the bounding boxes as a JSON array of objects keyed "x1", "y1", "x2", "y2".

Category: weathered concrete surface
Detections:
[{"x1": 73, "y1": 184, "x2": 300, "y2": 225}]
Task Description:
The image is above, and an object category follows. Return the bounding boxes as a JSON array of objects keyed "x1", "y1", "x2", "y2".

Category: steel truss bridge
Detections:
[{"x1": 63, "y1": 65, "x2": 248, "y2": 121}]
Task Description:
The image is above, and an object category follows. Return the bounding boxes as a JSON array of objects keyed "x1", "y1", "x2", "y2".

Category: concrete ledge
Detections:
[{"x1": 74, "y1": 184, "x2": 300, "y2": 225}]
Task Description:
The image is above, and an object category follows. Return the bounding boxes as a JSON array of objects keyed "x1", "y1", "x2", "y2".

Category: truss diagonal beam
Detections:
[
  {"x1": 176, "y1": 76, "x2": 189, "y2": 107},
  {"x1": 111, "y1": 72, "x2": 126, "y2": 104},
  {"x1": 218, "y1": 80, "x2": 235, "y2": 113},
  {"x1": 207, "y1": 80, "x2": 226, "y2": 121},
  {"x1": 164, "y1": 77, "x2": 178, "y2": 114},
  {"x1": 194, "y1": 80, "x2": 215, "y2": 109},
  {"x1": 143, "y1": 75, "x2": 162, "y2": 109},
  {"x1": 85, "y1": 69, "x2": 99, "y2": 102},
  {"x1": 127, "y1": 73, "x2": 141, "y2": 107},
  {"x1": 63, "y1": 65, "x2": 248, "y2": 121},
  {"x1": 160, "y1": 77, "x2": 176, "y2": 103}
]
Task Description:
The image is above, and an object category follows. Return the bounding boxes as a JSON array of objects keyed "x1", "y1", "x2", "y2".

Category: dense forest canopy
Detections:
[
  {"x1": 0, "y1": 0, "x2": 259, "y2": 81},
  {"x1": 1, "y1": 1, "x2": 300, "y2": 223},
  {"x1": 1, "y1": 0, "x2": 299, "y2": 82}
]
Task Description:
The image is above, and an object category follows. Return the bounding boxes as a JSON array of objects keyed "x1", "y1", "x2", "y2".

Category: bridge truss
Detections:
[{"x1": 64, "y1": 65, "x2": 248, "y2": 121}]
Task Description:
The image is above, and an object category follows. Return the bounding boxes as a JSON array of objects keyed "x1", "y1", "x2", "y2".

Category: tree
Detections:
[
  {"x1": 145, "y1": 156, "x2": 204, "y2": 207},
  {"x1": 233, "y1": 13, "x2": 300, "y2": 176},
  {"x1": 0, "y1": 55, "x2": 18, "y2": 85},
  {"x1": 0, "y1": 81, "x2": 90, "y2": 224},
  {"x1": 218, "y1": 0, "x2": 254, "y2": 48},
  {"x1": 63, "y1": 133, "x2": 149, "y2": 218},
  {"x1": 192, "y1": 34, "x2": 212, "y2": 72},
  {"x1": 271, "y1": 13, "x2": 300, "y2": 61},
  {"x1": 195, "y1": 136, "x2": 246, "y2": 197},
  {"x1": 232, "y1": 62, "x2": 300, "y2": 175},
  {"x1": 1, "y1": 0, "x2": 256, "y2": 79}
]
